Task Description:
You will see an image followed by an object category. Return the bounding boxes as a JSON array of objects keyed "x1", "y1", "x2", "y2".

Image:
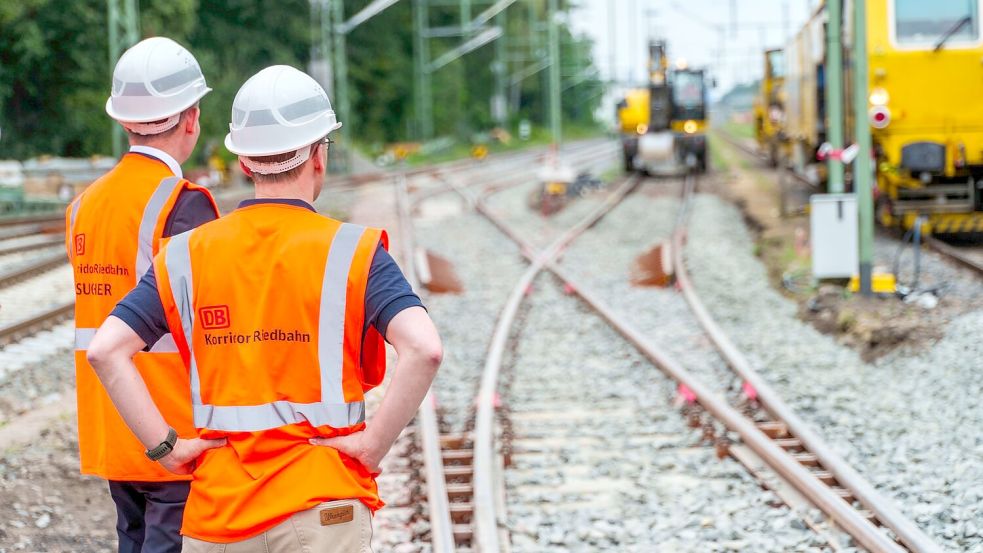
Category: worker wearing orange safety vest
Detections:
[
  {"x1": 67, "y1": 37, "x2": 218, "y2": 553},
  {"x1": 87, "y1": 65, "x2": 442, "y2": 552}
]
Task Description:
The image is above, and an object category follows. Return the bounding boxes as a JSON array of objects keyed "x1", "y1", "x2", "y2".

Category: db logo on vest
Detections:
[
  {"x1": 75, "y1": 234, "x2": 86, "y2": 256},
  {"x1": 199, "y1": 305, "x2": 231, "y2": 329}
]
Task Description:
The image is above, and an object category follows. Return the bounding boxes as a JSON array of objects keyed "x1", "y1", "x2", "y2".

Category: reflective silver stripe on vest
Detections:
[
  {"x1": 74, "y1": 327, "x2": 179, "y2": 353},
  {"x1": 136, "y1": 176, "x2": 183, "y2": 279},
  {"x1": 163, "y1": 231, "x2": 200, "y2": 403},
  {"x1": 163, "y1": 223, "x2": 367, "y2": 432},
  {"x1": 68, "y1": 196, "x2": 82, "y2": 260},
  {"x1": 69, "y1": 197, "x2": 82, "y2": 234},
  {"x1": 195, "y1": 400, "x2": 365, "y2": 433},
  {"x1": 318, "y1": 224, "x2": 365, "y2": 405}
]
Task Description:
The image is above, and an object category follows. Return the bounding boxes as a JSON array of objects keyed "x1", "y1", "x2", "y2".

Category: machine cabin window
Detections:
[
  {"x1": 767, "y1": 50, "x2": 785, "y2": 79},
  {"x1": 894, "y1": 0, "x2": 981, "y2": 47}
]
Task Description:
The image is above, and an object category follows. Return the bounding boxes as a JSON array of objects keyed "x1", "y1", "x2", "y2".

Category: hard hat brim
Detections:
[
  {"x1": 225, "y1": 121, "x2": 343, "y2": 158},
  {"x1": 106, "y1": 87, "x2": 212, "y2": 124}
]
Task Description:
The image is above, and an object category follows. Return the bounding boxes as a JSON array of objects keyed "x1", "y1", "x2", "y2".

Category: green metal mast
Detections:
[
  {"x1": 825, "y1": 0, "x2": 845, "y2": 193},
  {"x1": 461, "y1": 0, "x2": 472, "y2": 33},
  {"x1": 107, "y1": 0, "x2": 140, "y2": 158},
  {"x1": 318, "y1": 0, "x2": 333, "y2": 96},
  {"x1": 493, "y1": 9, "x2": 508, "y2": 126},
  {"x1": 413, "y1": 0, "x2": 434, "y2": 139},
  {"x1": 547, "y1": 0, "x2": 561, "y2": 146},
  {"x1": 332, "y1": 0, "x2": 352, "y2": 172},
  {"x1": 853, "y1": 0, "x2": 874, "y2": 295}
]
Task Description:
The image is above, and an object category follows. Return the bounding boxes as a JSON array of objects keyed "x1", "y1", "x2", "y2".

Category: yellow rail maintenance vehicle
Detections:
[
  {"x1": 669, "y1": 65, "x2": 710, "y2": 173},
  {"x1": 754, "y1": 48, "x2": 788, "y2": 167},
  {"x1": 784, "y1": 0, "x2": 983, "y2": 234},
  {"x1": 617, "y1": 41, "x2": 710, "y2": 175},
  {"x1": 616, "y1": 88, "x2": 651, "y2": 172}
]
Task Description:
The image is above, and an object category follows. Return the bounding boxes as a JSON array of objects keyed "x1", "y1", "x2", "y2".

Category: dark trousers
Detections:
[{"x1": 108, "y1": 480, "x2": 190, "y2": 553}]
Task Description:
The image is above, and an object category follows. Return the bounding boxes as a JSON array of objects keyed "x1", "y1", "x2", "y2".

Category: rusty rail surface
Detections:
[
  {"x1": 719, "y1": 129, "x2": 982, "y2": 281},
  {"x1": 0, "y1": 253, "x2": 66, "y2": 289},
  {"x1": 0, "y1": 301, "x2": 74, "y2": 347},
  {"x1": 394, "y1": 174, "x2": 457, "y2": 553},
  {"x1": 0, "y1": 235, "x2": 64, "y2": 256},
  {"x1": 924, "y1": 236, "x2": 983, "y2": 277},
  {"x1": 672, "y1": 176, "x2": 940, "y2": 553},
  {"x1": 462, "y1": 173, "x2": 642, "y2": 552},
  {"x1": 407, "y1": 140, "x2": 620, "y2": 550},
  {"x1": 0, "y1": 213, "x2": 65, "y2": 228}
]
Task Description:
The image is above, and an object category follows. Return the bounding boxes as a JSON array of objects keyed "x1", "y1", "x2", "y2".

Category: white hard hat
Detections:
[
  {"x1": 106, "y1": 37, "x2": 211, "y2": 134},
  {"x1": 225, "y1": 65, "x2": 342, "y2": 173}
]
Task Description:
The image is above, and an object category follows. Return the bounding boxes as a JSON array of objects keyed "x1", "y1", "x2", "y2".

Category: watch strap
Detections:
[{"x1": 145, "y1": 427, "x2": 178, "y2": 461}]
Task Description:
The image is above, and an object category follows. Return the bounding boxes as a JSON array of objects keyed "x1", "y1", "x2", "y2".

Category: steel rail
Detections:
[
  {"x1": 394, "y1": 174, "x2": 457, "y2": 553},
  {"x1": 408, "y1": 140, "x2": 612, "y2": 206},
  {"x1": 718, "y1": 127, "x2": 981, "y2": 283},
  {"x1": 0, "y1": 253, "x2": 67, "y2": 289},
  {"x1": 0, "y1": 301, "x2": 74, "y2": 347},
  {"x1": 714, "y1": 129, "x2": 818, "y2": 190},
  {"x1": 0, "y1": 223, "x2": 60, "y2": 241},
  {"x1": 671, "y1": 177, "x2": 942, "y2": 553},
  {"x1": 391, "y1": 143, "x2": 614, "y2": 552},
  {"x1": 0, "y1": 235, "x2": 64, "y2": 256},
  {"x1": 924, "y1": 236, "x2": 983, "y2": 277},
  {"x1": 0, "y1": 213, "x2": 64, "y2": 228},
  {"x1": 471, "y1": 173, "x2": 908, "y2": 552},
  {"x1": 459, "y1": 173, "x2": 642, "y2": 552}
]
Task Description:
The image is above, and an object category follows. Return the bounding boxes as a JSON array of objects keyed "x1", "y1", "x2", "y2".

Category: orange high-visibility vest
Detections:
[
  {"x1": 67, "y1": 152, "x2": 218, "y2": 481},
  {"x1": 153, "y1": 203, "x2": 388, "y2": 542}
]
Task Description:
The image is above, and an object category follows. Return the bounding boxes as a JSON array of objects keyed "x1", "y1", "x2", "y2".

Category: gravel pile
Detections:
[
  {"x1": 684, "y1": 193, "x2": 983, "y2": 552},
  {"x1": 504, "y1": 274, "x2": 829, "y2": 552}
]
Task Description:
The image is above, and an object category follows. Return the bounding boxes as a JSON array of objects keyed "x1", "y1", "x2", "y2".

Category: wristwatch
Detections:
[{"x1": 145, "y1": 427, "x2": 178, "y2": 461}]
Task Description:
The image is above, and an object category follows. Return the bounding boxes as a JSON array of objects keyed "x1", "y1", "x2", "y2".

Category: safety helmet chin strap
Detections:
[
  {"x1": 240, "y1": 144, "x2": 314, "y2": 175},
  {"x1": 122, "y1": 113, "x2": 181, "y2": 136}
]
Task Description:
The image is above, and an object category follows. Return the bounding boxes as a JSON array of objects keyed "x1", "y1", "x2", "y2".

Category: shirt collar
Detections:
[
  {"x1": 129, "y1": 145, "x2": 183, "y2": 178},
  {"x1": 237, "y1": 198, "x2": 316, "y2": 212}
]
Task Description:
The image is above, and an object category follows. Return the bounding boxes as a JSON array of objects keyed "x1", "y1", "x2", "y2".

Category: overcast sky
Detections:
[{"x1": 568, "y1": 0, "x2": 816, "y2": 102}]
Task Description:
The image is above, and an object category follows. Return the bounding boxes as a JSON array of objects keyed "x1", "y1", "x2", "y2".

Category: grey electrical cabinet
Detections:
[{"x1": 810, "y1": 194, "x2": 858, "y2": 279}]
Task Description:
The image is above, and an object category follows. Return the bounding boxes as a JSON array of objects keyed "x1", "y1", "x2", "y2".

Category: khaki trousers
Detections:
[{"x1": 182, "y1": 499, "x2": 373, "y2": 553}]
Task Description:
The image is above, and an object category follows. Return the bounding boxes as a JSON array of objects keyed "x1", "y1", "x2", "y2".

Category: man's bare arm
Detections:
[
  {"x1": 87, "y1": 316, "x2": 224, "y2": 474},
  {"x1": 310, "y1": 306, "x2": 442, "y2": 471}
]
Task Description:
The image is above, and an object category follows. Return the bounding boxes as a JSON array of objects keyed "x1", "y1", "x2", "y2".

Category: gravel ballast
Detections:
[
  {"x1": 685, "y1": 193, "x2": 982, "y2": 552},
  {"x1": 504, "y1": 274, "x2": 829, "y2": 552}
]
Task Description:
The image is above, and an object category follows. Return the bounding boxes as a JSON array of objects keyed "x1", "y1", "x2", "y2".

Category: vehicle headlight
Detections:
[
  {"x1": 683, "y1": 120, "x2": 698, "y2": 134},
  {"x1": 636, "y1": 123, "x2": 648, "y2": 135},
  {"x1": 869, "y1": 87, "x2": 889, "y2": 106}
]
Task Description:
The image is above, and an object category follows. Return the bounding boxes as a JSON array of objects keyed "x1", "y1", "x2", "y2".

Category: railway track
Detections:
[
  {"x1": 715, "y1": 128, "x2": 983, "y2": 279},
  {"x1": 398, "y1": 142, "x2": 621, "y2": 551},
  {"x1": 0, "y1": 140, "x2": 611, "y2": 355},
  {"x1": 923, "y1": 236, "x2": 983, "y2": 276},
  {"x1": 406, "y1": 163, "x2": 941, "y2": 551}
]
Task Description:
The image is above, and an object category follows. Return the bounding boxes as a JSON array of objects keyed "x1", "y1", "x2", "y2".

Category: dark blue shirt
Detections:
[{"x1": 112, "y1": 198, "x2": 423, "y2": 347}]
